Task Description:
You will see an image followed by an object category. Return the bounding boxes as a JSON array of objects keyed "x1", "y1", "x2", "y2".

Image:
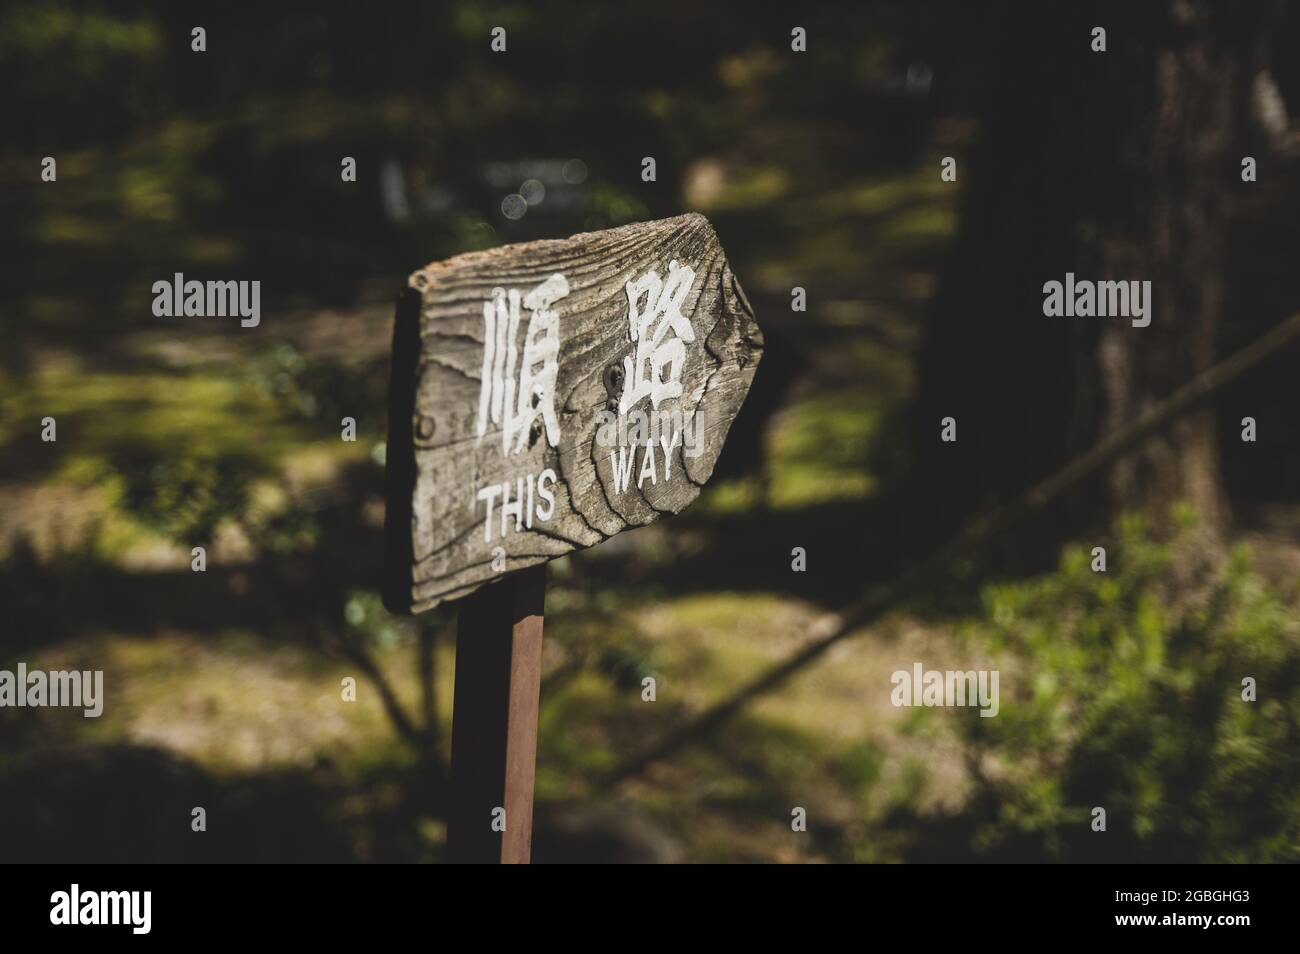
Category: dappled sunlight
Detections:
[{"x1": 4, "y1": 1, "x2": 1298, "y2": 865}]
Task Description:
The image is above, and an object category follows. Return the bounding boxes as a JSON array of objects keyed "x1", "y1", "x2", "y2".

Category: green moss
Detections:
[{"x1": 766, "y1": 392, "x2": 880, "y2": 508}]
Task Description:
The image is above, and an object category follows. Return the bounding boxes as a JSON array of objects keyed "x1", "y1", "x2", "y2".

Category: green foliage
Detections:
[
  {"x1": 956, "y1": 514, "x2": 1300, "y2": 861},
  {"x1": 344, "y1": 590, "x2": 404, "y2": 650},
  {"x1": 114, "y1": 451, "x2": 256, "y2": 545}
]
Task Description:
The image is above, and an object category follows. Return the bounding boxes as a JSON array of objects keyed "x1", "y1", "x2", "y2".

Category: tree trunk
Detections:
[
  {"x1": 909, "y1": 1, "x2": 1271, "y2": 554},
  {"x1": 1090, "y1": 2, "x2": 1259, "y2": 535}
]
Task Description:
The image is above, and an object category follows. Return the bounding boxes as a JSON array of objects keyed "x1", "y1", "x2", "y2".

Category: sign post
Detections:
[
  {"x1": 385, "y1": 213, "x2": 762, "y2": 862},
  {"x1": 445, "y1": 564, "x2": 546, "y2": 863}
]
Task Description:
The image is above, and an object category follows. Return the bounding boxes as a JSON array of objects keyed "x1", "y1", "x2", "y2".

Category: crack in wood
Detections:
[{"x1": 386, "y1": 213, "x2": 761, "y2": 612}]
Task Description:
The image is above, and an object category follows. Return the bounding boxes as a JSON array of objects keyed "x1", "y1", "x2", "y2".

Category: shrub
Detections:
[{"x1": 954, "y1": 511, "x2": 1300, "y2": 862}]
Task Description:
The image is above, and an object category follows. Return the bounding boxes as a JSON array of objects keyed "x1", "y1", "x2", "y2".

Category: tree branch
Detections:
[{"x1": 605, "y1": 310, "x2": 1300, "y2": 785}]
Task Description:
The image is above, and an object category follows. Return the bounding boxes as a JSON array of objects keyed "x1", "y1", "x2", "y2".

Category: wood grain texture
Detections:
[
  {"x1": 445, "y1": 564, "x2": 545, "y2": 863},
  {"x1": 386, "y1": 213, "x2": 762, "y2": 613}
]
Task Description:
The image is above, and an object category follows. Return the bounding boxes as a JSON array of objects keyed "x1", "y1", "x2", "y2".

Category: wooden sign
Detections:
[{"x1": 385, "y1": 213, "x2": 763, "y2": 613}]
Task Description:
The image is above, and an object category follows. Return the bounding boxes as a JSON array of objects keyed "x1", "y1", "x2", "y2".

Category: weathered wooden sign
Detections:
[{"x1": 385, "y1": 212, "x2": 762, "y2": 614}]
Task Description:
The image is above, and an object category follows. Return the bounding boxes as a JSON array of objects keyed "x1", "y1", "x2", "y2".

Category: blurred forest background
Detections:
[{"x1": 2, "y1": 1, "x2": 1299, "y2": 862}]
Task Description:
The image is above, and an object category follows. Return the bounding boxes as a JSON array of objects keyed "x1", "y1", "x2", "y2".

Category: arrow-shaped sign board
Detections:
[{"x1": 385, "y1": 213, "x2": 763, "y2": 614}]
